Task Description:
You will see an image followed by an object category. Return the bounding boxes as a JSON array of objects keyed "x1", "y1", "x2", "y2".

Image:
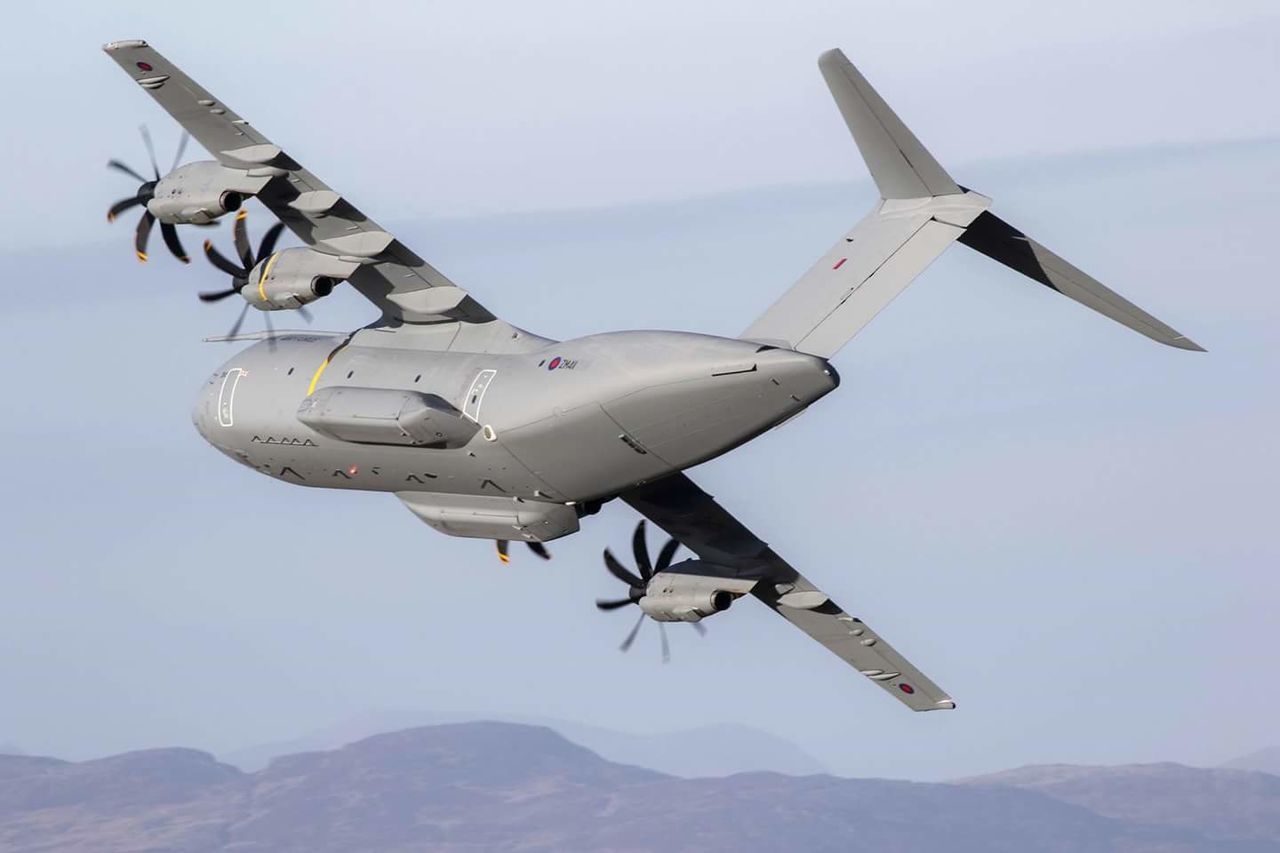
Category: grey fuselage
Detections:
[{"x1": 192, "y1": 325, "x2": 838, "y2": 539}]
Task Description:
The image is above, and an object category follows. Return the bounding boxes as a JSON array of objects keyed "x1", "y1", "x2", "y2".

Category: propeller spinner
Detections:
[
  {"x1": 596, "y1": 521, "x2": 704, "y2": 662},
  {"x1": 106, "y1": 125, "x2": 193, "y2": 263},
  {"x1": 199, "y1": 211, "x2": 308, "y2": 343}
]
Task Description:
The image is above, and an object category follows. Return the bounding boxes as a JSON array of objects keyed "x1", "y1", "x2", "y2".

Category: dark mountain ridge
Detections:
[{"x1": 1, "y1": 722, "x2": 1278, "y2": 852}]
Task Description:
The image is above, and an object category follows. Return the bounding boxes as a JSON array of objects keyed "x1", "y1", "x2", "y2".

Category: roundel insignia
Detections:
[
  {"x1": 898, "y1": 683, "x2": 915, "y2": 695},
  {"x1": 136, "y1": 61, "x2": 154, "y2": 71},
  {"x1": 547, "y1": 356, "x2": 562, "y2": 371}
]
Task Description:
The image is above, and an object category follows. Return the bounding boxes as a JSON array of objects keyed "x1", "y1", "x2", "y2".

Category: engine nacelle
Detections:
[
  {"x1": 638, "y1": 569, "x2": 757, "y2": 622},
  {"x1": 147, "y1": 161, "x2": 268, "y2": 225},
  {"x1": 244, "y1": 247, "x2": 360, "y2": 311}
]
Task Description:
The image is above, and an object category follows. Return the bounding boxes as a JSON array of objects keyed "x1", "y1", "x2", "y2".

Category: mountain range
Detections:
[{"x1": 1, "y1": 722, "x2": 1278, "y2": 852}]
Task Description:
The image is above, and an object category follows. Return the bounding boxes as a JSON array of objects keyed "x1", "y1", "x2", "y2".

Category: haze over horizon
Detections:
[{"x1": 0, "y1": 1, "x2": 1276, "y2": 783}]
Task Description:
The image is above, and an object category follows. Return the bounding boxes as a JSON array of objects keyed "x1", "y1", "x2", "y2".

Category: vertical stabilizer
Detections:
[{"x1": 818, "y1": 48, "x2": 960, "y2": 199}]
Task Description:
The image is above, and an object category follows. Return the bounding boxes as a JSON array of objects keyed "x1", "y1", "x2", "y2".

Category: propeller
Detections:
[
  {"x1": 595, "y1": 521, "x2": 703, "y2": 663},
  {"x1": 495, "y1": 540, "x2": 551, "y2": 564},
  {"x1": 200, "y1": 211, "x2": 305, "y2": 346},
  {"x1": 106, "y1": 125, "x2": 193, "y2": 263}
]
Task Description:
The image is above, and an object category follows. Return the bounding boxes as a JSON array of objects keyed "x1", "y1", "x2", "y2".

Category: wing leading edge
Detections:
[
  {"x1": 743, "y1": 48, "x2": 1203, "y2": 357},
  {"x1": 623, "y1": 474, "x2": 954, "y2": 712},
  {"x1": 101, "y1": 39, "x2": 494, "y2": 326}
]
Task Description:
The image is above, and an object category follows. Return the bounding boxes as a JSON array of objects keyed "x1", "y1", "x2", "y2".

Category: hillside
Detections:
[{"x1": 2, "y1": 722, "x2": 1278, "y2": 852}]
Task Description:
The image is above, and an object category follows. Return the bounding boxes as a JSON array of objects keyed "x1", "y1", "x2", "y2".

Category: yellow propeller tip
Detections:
[
  {"x1": 179, "y1": 256, "x2": 190, "y2": 264},
  {"x1": 203, "y1": 239, "x2": 213, "y2": 250},
  {"x1": 135, "y1": 252, "x2": 147, "y2": 263},
  {"x1": 236, "y1": 210, "x2": 248, "y2": 221},
  {"x1": 497, "y1": 554, "x2": 510, "y2": 564},
  {"x1": 106, "y1": 214, "x2": 115, "y2": 223}
]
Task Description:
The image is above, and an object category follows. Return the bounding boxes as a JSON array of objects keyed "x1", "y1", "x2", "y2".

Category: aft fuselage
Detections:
[{"x1": 193, "y1": 328, "x2": 837, "y2": 529}]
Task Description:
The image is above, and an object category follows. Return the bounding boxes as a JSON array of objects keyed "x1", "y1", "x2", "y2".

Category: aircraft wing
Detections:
[
  {"x1": 101, "y1": 39, "x2": 493, "y2": 325},
  {"x1": 623, "y1": 473, "x2": 954, "y2": 712}
]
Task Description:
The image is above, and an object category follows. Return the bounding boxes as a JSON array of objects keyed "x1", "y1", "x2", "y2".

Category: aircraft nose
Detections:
[{"x1": 192, "y1": 374, "x2": 218, "y2": 443}]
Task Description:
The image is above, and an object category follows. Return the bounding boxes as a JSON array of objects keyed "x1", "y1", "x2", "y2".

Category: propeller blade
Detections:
[
  {"x1": 256, "y1": 222, "x2": 285, "y2": 261},
  {"x1": 160, "y1": 222, "x2": 189, "y2": 264},
  {"x1": 134, "y1": 211, "x2": 155, "y2": 262},
  {"x1": 297, "y1": 305, "x2": 314, "y2": 324},
  {"x1": 619, "y1": 612, "x2": 644, "y2": 652},
  {"x1": 107, "y1": 159, "x2": 148, "y2": 184},
  {"x1": 654, "y1": 537, "x2": 680, "y2": 573},
  {"x1": 198, "y1": 287, "x2": 240, "y2": 303},
  {"x1": 226, "y1": 302, "x2": 250, "y2": 339},
  {"x1": 690, "y1": 620, "x2": 707, "y2": 637},
  {"x1": 595, "y1": 597, "x2": 634, "y2": 611},
  {"x1": 139, "y1": 124, "x2": 160, "y2": 180},
  {"x1": 232, "y1": 210, "x2": 253, "y2": 268},
  {"x1": 169, "y1": 130, "x2": 190, "y2": 174},
  {"x1": 203, "y1": 240, "x2": 247, "y2": 278},
  {"x1": 107, "y1": 195, "x2": 144, "y2": 222},
  {"x1": 496, "y1": 540, "x2": 510, "y2": 564},
  {"x1": 604, "y1": 549, "x2": 644, "y2": 589},
  {"x1": 264, "y1": 309, "x2": 277, "y2": 352},
  {"x1": 632, "y1": 521, "x2": 653, "y2": 581},
  {"x1": 526, "y1": 541, "x2": 551, "y2": 561},
  {"x1": 659, "y1": 622, "x2": 670, "y2": 663}
]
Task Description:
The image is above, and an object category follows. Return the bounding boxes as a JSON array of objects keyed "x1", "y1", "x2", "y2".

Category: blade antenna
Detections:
[{"x1": 659, "y1": 622, "x2": 670, "y2": 663}]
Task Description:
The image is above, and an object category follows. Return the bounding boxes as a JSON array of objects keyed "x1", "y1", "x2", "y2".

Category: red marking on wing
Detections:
[{"x1": 832, "y1": 257, "x2": 847, "y2": 270}]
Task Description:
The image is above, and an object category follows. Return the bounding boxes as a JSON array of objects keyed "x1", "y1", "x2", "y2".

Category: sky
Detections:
[{"x1": 0, "y1": 0, "x2": 1278, "y2": 781}]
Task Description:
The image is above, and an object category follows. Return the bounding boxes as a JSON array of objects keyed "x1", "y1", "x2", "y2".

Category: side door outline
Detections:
[
  {"x1": 217, "y1": 368, "x2": 246, "y2": 427},
  {"x1": 462, "y1": 369, "x2": 497, "y2": 423}
]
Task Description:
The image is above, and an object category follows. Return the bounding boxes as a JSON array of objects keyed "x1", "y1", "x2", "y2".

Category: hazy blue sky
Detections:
[{"x1": 0, "y1": 1, "x2": 1277, "y2": 781}]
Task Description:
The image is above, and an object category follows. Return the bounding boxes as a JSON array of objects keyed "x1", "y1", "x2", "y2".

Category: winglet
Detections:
[{"x1": 818, "y1": 48, "x2": 961, "y2": 199}]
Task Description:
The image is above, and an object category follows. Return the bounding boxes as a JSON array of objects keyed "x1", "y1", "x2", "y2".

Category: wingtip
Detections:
[{"x1": 103, "y1": 39, "x2": 148, "y2": 52}]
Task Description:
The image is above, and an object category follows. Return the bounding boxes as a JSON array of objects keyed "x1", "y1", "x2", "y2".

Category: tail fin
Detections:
[
  {"x1": 818, "y1": 49, "x2": 960, "y2": 200},
  {"x1": 743, "y1": 49, "x2": 1203, "y2": 356}
]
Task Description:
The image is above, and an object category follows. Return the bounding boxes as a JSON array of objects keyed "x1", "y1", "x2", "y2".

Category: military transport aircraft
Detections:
[{"x1": 102, "y1": 40, "x2": 1200, "y2": 711}]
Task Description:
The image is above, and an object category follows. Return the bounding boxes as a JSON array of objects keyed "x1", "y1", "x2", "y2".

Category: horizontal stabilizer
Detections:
[{"x1": 958, "y1": 212, "x2": 1204, "y2": 351}]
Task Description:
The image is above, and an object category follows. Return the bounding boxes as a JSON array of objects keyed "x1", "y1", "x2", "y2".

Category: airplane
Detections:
[{"x1": 101, "y1": 40, "x2": 1201, "y2": 712}]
